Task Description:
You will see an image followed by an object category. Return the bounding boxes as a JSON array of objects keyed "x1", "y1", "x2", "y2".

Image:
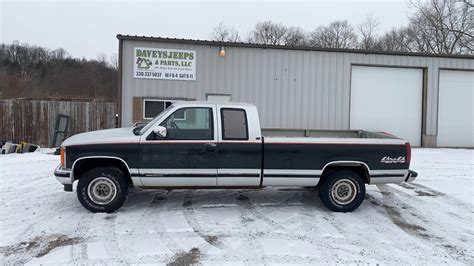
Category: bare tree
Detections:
[
  {"x1": 8, "y1": 42, "x2": 33, "y2": 76},
  {"x1": 51, "y1": 48, "x2": 68, "y2": 60},
  {"x1": 97, "y1": 53, "x2": 108, "y2": 65},
  {"x1": 283, "y1": 26, "x2": 308, "y2": 46},
  {"x1": 379, "y1": 28, "x2": 413, "y2": 52},
  {"x1": 248, "y1": 21, "x2": 288, "y2": 45},
  {"x1": 309, "y1": 20, "x2": 358, "y2": 49},
  {"x1": 357, "y1": 14, "x2": 381, "y2": 50},
  {"x1": 408, "y1": 0, "x2": 473, "y2": 54},
  {"x1": 0, "y1": 42, "x2": 117, "y2": 100},
  {"x1": 463, "y1": 0, "x2": 473, "y2": 8},
  {"x1": 206, "y1": 2, "x2": 472, "y2": 54},
  {"x1": 109, "y1": 53, "x2": 119, "y2": 70},
  {"x1": 210, "y1": 22, "x2": 240, "y2": 42}
]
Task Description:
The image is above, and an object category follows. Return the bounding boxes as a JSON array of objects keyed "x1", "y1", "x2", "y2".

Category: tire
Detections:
[
  {"x1": 318, "y1": 169, "x2": 366, "y2": 212},
  {"x1": 77, "y1": 167, "x2": 129, "y2": 213}
]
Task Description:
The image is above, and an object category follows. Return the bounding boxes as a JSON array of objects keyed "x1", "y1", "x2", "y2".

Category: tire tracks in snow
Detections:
[
  {"x1": 132, "y1": 191, "x2": 184, "y2": 257},
  {"x1": 182, "y1": 191, "x2": 223, "y2": 249},
  {"x1": 374, "y1": 185, "x2": 430, "y2": 239},
  {"x1": 231, "y1": 189, "x2": 330, "y2": 264},
  {"x1": 234, "y1": 191, "x2": 267, "y2": 265},
  {"x1": 126, "y1": 189, "x2": 324, "y2": 264},
  {"x1": 71, "y1": 211, "x2": 94, "y2": 263},
  {"x1": 180, "y1": 189, "x2": 297, "y2": 263},
  {"x1": 0, "y1": 198, "x2": 85, "y2": 264},
  {"x1": 400, "y1": 182, "x2": 444, "y2": 196},
  {"x1": 101, "y1": 214, "x2": 122, "y2": 262},
  {"x1": 375, "y1": 184, "x2": 472, "y2": 263},
  {"x1": 409, "y1": 182, "x2": 473, "y2": 212},
  {"x1": 181, "y1": 190, "x2": 249, "y2": 264},
  {"x1": 394, "y1": 183, "x2": 472, "y2": 223}
]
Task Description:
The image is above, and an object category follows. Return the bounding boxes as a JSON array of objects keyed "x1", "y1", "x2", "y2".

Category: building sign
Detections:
[{"x1": 134, "y1": 47, "x2": 196, "y2": 81}]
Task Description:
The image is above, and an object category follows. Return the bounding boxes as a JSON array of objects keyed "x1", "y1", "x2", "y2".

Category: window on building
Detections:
[
  {"x1": 221, "y1": 108, "x2": 248, "y2": 140},
  {"x1": 206, "y1": 94, "x2": 231, "y2": 102},
  {"x1": 143, "y1": 99, "x2": 173, "y2": 119},
  {"x1": 160, "y1": 107, "x2": 213, "y2": 140}
]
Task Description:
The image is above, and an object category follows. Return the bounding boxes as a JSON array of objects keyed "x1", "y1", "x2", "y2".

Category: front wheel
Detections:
[
  {"x1": 77, "y1": 167, "x2": 129, "y2": 213},
  {"x1": 318, "y1": 170, "x2": 366, "y2": 212}
]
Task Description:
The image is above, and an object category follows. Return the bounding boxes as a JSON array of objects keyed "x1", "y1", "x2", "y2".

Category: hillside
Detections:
[{"x1": 0, "y1": 42, "x2": 117, "y2": 100}]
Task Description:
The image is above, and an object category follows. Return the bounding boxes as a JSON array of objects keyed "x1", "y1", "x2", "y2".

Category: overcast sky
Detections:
[{"x1": 1, "y1": 0, "x2": 412, "y2": 60}]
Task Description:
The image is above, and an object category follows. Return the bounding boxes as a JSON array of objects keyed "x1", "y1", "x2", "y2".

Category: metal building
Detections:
[{"x1": 117, "y1": 34, "x2": 474, "y2": 147}]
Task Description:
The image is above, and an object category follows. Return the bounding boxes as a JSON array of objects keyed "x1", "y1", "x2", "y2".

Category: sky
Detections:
[{"x1": 1, "y1": 0, "x2": 412, "y2": 60}]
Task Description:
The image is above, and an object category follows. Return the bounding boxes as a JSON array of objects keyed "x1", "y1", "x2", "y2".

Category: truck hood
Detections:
[{"x1": 61, "y1": 127, "x2": 138, "y2": 147}]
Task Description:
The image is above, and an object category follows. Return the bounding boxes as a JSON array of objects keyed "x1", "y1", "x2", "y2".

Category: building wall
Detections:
[{"x1": 120, "y1": 39, "x2": 474, "y2": 141}]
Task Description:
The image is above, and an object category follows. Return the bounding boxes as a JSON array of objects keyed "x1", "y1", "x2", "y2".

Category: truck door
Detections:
[
  {"x1": 138, "y1": 105, "x2": 218, "y2": 186},
  {"x1": 217, "y1": 107, "x2": 262, "y2": 186}
]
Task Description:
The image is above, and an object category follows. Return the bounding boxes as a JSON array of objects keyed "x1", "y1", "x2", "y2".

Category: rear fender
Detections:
[{"x1": 320, "y1": 161, "x2": 371, "y2": 184}]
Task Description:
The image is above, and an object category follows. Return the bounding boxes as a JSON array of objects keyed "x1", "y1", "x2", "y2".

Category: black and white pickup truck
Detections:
[{"x1": 54, "y1": 101, "x2": 417, "y2": 213}]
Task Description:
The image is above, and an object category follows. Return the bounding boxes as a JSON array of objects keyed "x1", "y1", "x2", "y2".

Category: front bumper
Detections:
[
  {"x1": 405, "y1": 170, "x2": 418, "y2": 183},
  {"x1": 54, "y1": 164, "x2": 73, "y2": 185}
]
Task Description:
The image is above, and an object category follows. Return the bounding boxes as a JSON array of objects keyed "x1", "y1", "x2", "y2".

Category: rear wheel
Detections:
[
  {"x1": 77, "y1": 167, "x2": 129, "y2": 213},
  {"x1": 318, "y1": 169, "x2": 365, "y2": 212}
]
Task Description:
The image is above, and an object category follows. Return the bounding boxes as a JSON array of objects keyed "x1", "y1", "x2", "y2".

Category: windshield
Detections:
[{"x1": 134, "y1": 105, "x2": 174, "y2": 135}]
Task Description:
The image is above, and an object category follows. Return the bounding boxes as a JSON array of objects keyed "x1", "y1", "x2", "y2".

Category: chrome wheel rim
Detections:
[
  {"x1": 331, "y1": 178, "x2": 357, "y2": 205},
  {"x1": 87, "y1": 177, "x2": 117, "y2": 205}
]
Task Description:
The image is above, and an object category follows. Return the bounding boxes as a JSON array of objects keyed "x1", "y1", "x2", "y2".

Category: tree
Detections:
[
  {"x1": 407, "y1": 0, "x2": 473, "y2": 54},
  {"x1": 0, "y1": 42, "x2": 117, "y2": 100},
  {"x1": 283, "y1": 26, "x2": 308, "y2": 46},
  {"x1": 207, "y1": 1, "x2": 472, "y2": 54},
  {"x1": 97, "y1": 53, "x2": 108, "y2": 65},
  {"x1": 309, "y1": 20, "x2": 358, "y2": 49},
  {"x1": 210, "y1": 22, "x2": 240, "y2": 42},
  {"x1": 357, "y1": 14, "x2": 381, "y2": 50},
  {"x1": 109, "y1": 53, "x2": 119, "y2": 70},
  {"x1": 51, "y1": 48, "x2": 68, "y2": 60},
  {"x1": 378, "y1": 28, "x2": 413, "y2": 52},
  {"x1": 248, "y1": 21, "x2": 288, "y2": 45}
]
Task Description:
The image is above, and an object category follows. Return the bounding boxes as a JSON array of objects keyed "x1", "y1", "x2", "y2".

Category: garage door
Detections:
[
  {"x1": 437, "y1": 70, "x2": 474, "y2": 147},
  {"x1": 350, "y1": 66, "x2": 423, "y2": 146}
]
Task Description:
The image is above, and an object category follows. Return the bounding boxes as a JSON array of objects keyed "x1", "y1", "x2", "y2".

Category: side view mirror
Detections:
[{"x1": 153, "y1": 125, "x2": 167, "y2": 138}]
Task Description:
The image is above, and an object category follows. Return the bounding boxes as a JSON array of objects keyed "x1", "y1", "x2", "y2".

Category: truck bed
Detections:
[
  {"x1": 262, "y1": 129, "x2": 399, "y2": 139},
  {"x1": 261, "y1": 130, "x2": 409, "y2": 186}
]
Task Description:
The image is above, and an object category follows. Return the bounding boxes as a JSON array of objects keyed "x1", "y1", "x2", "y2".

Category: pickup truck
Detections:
[{"x1": 54, "y1": 101, "x2": 417, "y2": 213}]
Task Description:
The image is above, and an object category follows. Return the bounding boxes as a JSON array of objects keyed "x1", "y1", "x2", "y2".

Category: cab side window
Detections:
[
  {"x1": 160, "y1": 107, "x2": 213, "y2": 140},
  {"x1": 221, "y1": 108, "x2": 248, "y2": 140}
]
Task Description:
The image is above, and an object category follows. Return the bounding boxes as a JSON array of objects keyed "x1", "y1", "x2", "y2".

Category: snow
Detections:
[{"x1": 1, "y1": 148, "x2": 473, "y2": 264}]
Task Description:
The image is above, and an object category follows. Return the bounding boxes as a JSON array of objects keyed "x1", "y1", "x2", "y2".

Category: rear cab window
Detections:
[{"x1": 221, "y1": 108, "x2": 249, "y2": 140}]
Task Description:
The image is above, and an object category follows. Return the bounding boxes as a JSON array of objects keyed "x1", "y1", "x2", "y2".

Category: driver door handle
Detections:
[{"x1": 205, "y1": 143, "x2": 217, "y2": 152}]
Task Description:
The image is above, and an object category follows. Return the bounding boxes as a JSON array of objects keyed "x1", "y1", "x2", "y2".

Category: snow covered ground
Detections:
[{"x1": 0, "y1": 148, "x2": 473, "y2": 265}]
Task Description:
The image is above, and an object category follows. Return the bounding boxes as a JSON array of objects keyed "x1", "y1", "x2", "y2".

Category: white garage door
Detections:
[
  {"x1": 437, "y1": 70, "x2": 474, "y2": 147},
  {"x1": 350, "y1": 66, "x2": 423, "y2": 146}
]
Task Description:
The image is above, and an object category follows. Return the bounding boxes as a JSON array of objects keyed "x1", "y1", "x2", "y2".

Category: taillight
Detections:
[
  {"x1": 405, "y1": 142, "x2": 411, "y2": 165},
  {"x1": 60, "y1": 148, "x2": 65, "y2": 167}
]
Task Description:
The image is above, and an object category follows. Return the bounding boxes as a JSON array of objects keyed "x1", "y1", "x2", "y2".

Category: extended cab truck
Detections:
[{"x1": 54, "y1": 102, "x2": 417, "y2": 213}]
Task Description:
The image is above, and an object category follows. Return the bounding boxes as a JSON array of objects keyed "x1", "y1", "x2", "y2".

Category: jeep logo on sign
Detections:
[
  {"x1": 381, "y1": 156, "x2": 406, "y2": 164},
  {"x1": 133, "y1": 47, "x2": 196, "y2": 81}
]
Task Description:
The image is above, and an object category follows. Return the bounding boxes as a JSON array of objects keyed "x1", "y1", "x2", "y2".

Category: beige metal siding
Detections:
[{"x1": 121, "y1": 39, "x2": 474, "y2": 138}]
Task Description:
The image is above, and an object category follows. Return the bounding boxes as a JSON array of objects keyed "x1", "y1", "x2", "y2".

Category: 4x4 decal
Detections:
[{"x1": 380, "y1": 156, "x2": 406, "y2": 164}]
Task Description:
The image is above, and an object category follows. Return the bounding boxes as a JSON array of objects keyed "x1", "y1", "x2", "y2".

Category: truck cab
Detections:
[{"x1": 135, "y1": 101, "x2": 263, "y2": 187}]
